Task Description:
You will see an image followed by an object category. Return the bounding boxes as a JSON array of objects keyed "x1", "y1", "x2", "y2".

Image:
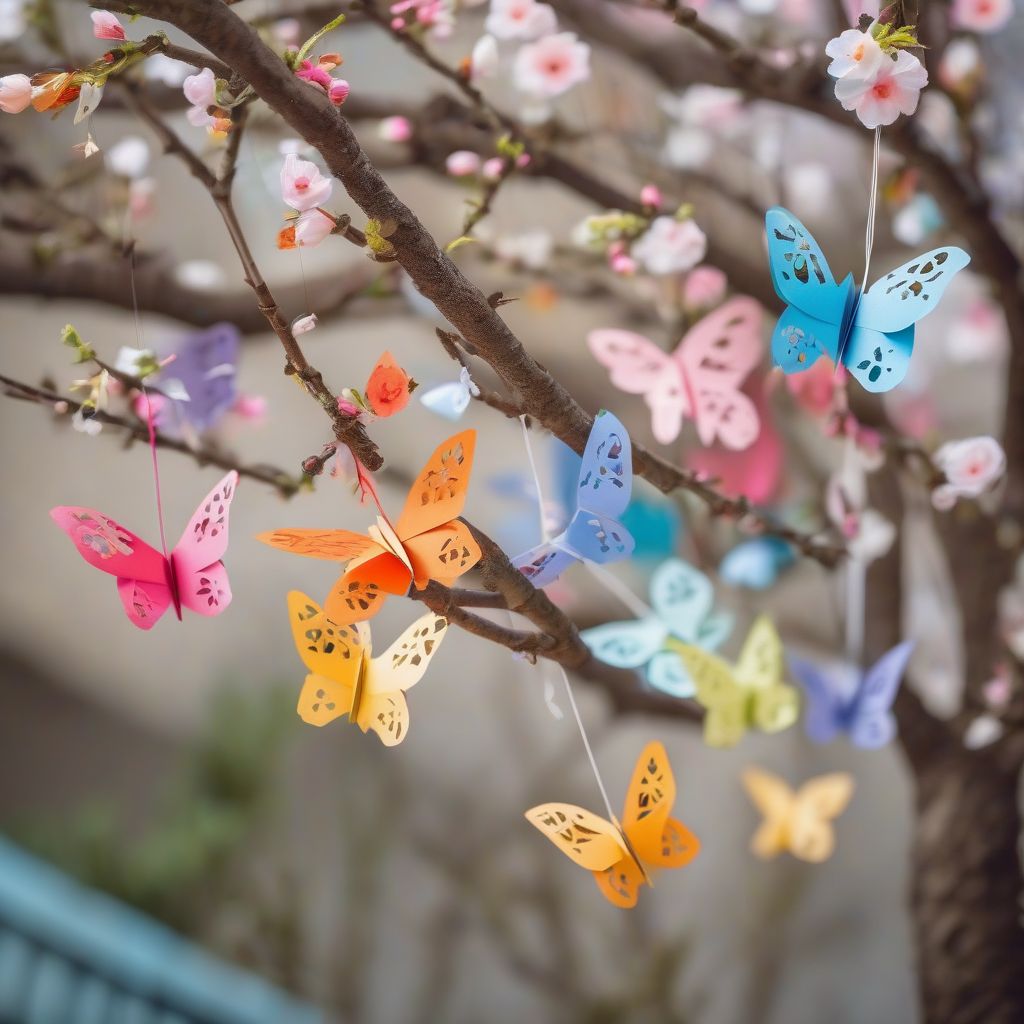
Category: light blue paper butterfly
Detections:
[
  {"x1": 581, "y1": 559, "x2": 733, "y2": 698},
  {"x1": 419, "y1": 367, "x2": 479, "y2": 421},
  {"x1": 513, "y1": 410, "x2": 634, "y2": 587},
  {"x1": 720, "y1": 537, "x2": 796, "y2": 590},
  {"x1": 766, "y1": 206, "x2": 970, "y2": 392},
  {"x1": 789, "y1": 641, "x2": 914, "y2": 749}
]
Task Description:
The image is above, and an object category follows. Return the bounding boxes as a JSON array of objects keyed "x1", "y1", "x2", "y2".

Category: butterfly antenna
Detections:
[{"x1": 122, "y1": 207, "x2": 171, "y2": 562}]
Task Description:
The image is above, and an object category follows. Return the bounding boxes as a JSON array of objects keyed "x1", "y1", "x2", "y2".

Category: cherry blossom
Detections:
[
  {"x1": 446, "y1": 150, "x2": 481, "y2": 176},
  {"x1": 292, "y1": 313, "x2": 318, "y2": 335},
  {"x1": 379, "y1": 116, "x2": 413, "y2": 142},
  {"x1": 835, "y1": 50, "x2": 928, "y2": 129},
  {"x1": 681, "y1": 265, "x2": 727, "y2": 310},
  {"x1": 90, "y1": 10, "x2": 126, "y2": 40},
  {"x1": 825, "y1": 28, "x2": 883, "y2": 80},
  {"x1": 631, "y1": 216, "x2": 707, "y2": 276},
  {"x1": 294, "y1": 208, "x2": 336, "y2": 247},
  {"x1": 513, "y1": 33, "x2": 591, "y2": 98},
  {"x1": 182, "y1": 67, "x2": 218, "y2": 127},
  {"x1": 280, "y1": 153, "x2": 333, "y2": 211},
  {"x1": 485, "y1": 0, "x2": 557, "y2": 41},
  {"x1": 951, "y1": 0, "x2": 1014, "y2": 32},
  {"x1": 0, "y1": 74, "x2": 32, "y2": 114},
  {"x1": 105, "y1": 136, "x2": 149, "y2": 178},
  {"x1": 932, "y1": 436, "x2": 1006, "y2": 508},
  {"x1": 471, "y1": 35, "x2": 500, "y2": 80}
]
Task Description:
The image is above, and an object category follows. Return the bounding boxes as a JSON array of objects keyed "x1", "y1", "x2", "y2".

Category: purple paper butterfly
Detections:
[
  {"x1": 789, "y1": 641, "x2": 914, "y2": 749},
  {"x1": 157, "y1": 323, "x2": 240, "y2": 435}
]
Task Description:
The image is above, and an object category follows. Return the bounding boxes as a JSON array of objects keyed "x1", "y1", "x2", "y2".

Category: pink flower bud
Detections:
[
  {"x1": 232, "y1": 393, "x2": 267, "y2": 420},
  {"x1": 482, "y1": 157, "x2": 505, "y2": 181},
  {"x1": 379, "y1": 116, "x2": 413, "y2": 142},
  {"x1": 0, "y1": 74, "x2": 32, "y2": 114},
  {"x1": 445, "y1": 150, "x2": 481, "y2": 177},
  {"x1": 328, "y1": 78, "x2": 350, "y2": 105},
  {"x1": 292, "y1": 313, "x2": 318, "y2": 335},
  {"x1": 91, "y1": 10, "x2": 126, "y2": 40},
  {"x1": 515, "y1": 153, "x2": 532, "y2": 169},
  {"x1": 337, "y1": 396, "x2": 360, "y2": 416},
  {"x1": 640, "y1": 183, "x2": 663, "y2": 209},
  {"x1": 681, "y1": 265, "x2": 727, "y2": 310},
  {"x1": 610, "y1": 252, "x2": 637, "y2": 276}
]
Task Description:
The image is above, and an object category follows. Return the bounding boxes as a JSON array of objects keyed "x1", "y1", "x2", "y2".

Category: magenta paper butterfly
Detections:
[
  {"x1": 50, "y1": 471, "x2": 238, "y2": 630},
  {"x1": 587, "y1": 296, "x2": 764, "y2": 449}
]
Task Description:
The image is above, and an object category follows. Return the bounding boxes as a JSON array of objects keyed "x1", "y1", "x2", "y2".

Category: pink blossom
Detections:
[
  {"x1": 835, "y1": 50, "x2": 928, "y2": 129},
  {"x1": 681, "y1": 265, "x2": 727, "y2": 309},
  {"x1": 513, "y1": 32, "x2": 591, "y2": 97},
  {"x1": 280, "y1": 153, "x2": 333, "y2": 211},
  {"x1": 292, "y1": 313, "x2": 318, "y2": 335},
  {"x1": 294, "y1": 208, "x2": 336, "y2": 247},
  {"x1": 640, "y1": 183, "x2": 663, "y2": 209},
  {"x1": 90, "y1": 10, "x2": 126, "y2": 40},
  {"x1": 0, "y1": 74, "x2": 32, "y2": 113},
  {"x1": 182, "y1": 67, "x2": 216, "y2": 108},
  {"x1": 951, "y1": 0, "x2": 1014, "y2": 32},
  {"x1": 232, "y1": 393, "x2": 267, "y2": 421},
  {"x1": 933, "y1": 436, "x2": 1006, "y2": 503},
  {"x1": 446, "y1": 150, "x2": 481, "y2": 176},
  {"x1": 295, "y1": 60, "x2": 334, "y2": 91},
  {"x1": 609, "y1": 252, "x2": 637, "y2": 276},
  {"x1": 825, "y1": 28, "x2": 883, "y2": 80},
  {"x1": 328, "y1": 78, "x2": 350, "y2": 105},
  {"x1": 471, "y1": 34, "x2": 500, "y2": 80},
  {"x1": 939, "y1": 38, "x2": 980, "y2": 92},
  {"x1": 786, "y1": 358, "x2": 841, "y2": 416},
  {"x1": 515, "y1": 152, "x2": 531, "y2": 169},
  {"x1": 631, "y1": 216, "x2": 707, "y2": 276},
  {"x1": 482, "y1": 157, "x2": 505, "y2": 180},
  {"x1": 379, "y1": 116, "x2": 413, "y2": 142},
  {"x1": 947, "y1": 298, "x2": 1008, "y2": 363},
  {"x1": 337, "y1": 395, "x2": 360, "y2": 416},
  {"x1": 485, "y1": 0, "x2": 557, "y2": 40}
]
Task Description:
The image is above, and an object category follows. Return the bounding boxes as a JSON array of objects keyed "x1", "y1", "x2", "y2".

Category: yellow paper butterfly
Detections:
[
  {"x1": 525, "y1": 741, "x2": 700, "y2": 908},
  {"x1": 672, "y1": 615, "x2": 800, "y2": 747},
  {"x1": 742, "y1": 767, "x2": 855, "y2": 862},
  {"x1": 287, "y1": 590, "x2": 447, "y2": 746}
]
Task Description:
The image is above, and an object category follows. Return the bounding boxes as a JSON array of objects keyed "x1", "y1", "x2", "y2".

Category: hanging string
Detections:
[
  {"x1": 122, "y1": 206, "x2": 170, "y2": 561},
  {"x1": 585, "y1": 563, "x2": 653, "y2": 619},
  {"x1": 516, "y1": 415, "x2": 617, "y2": 821},
  {"x1": 861, "y1": 126, "x2": 882, "y2": 295}
]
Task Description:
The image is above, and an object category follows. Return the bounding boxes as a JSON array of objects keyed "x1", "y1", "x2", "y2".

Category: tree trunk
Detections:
[{"x1": 911, "y1": 749, "x2": 1024, "y2": 1023}]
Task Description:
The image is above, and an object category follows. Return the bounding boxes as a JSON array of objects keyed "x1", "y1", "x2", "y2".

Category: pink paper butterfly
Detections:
[
  {"x1": 587, "y1": 296, "x2": 764, "y2": 449},
  {"x1": 51, "y1": 471, "x2": 238, "y2": 630}
]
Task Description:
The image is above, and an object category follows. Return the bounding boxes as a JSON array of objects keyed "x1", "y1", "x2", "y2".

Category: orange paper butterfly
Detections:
[
  {"x1": 525, "y1": 741, "x2": 700, "y2": 908},
  {"x1": 258, "y1": 431, "x2": 480, "y2": 622}
]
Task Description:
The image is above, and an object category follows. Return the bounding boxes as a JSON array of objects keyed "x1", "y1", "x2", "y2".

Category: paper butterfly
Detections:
[
  {"x1": 513, "y1": 411, "x2": 635, "y2": 588},
  {"x1": 51, "y1": 471, "x2": 238, "y2": 630},
  {"x1": 580, "y1": 559, "x2": 733, "y2": 698},
  {"x1": 587, "y1": 297, "x2": 763, "y2": 448},
  {"x1": 259, "y1": 431, "x2": 480, "y2": 623},
  {"x1": 419, "y1": 367, "x2": 479, "y2": 422},
  {"x1": 287, "y1": 591, "x2": 447, "y2": 745},
  {"x1": 742, "y1": 767, "x2": 855, "y2": 863},
  {"x1": 157, "y1": 323, "x2": 240, "y2": 436},
  {"x1": 789, "y1": 641, "x2": 914, "y2": 749},
  {"x1": 766, "y1": 206, "x2": 970, "y2": 392},
  {"x1": 525, "y1": 741, "x2": 700, "y2": 908},
  {"x1": 719, "y1": 537, "x2": 795, "y2": 590},
  {"x1": 674, "y1": 616, "x2": 800, "y2": 747}
]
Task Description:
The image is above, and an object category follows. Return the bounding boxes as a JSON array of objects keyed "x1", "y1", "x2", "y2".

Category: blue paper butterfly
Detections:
[
  {"x1": 580, "y1": 559, "x2": 733, "y2": 698},
  {"x1": 513, "y1": 410, "x2": 635, "y2": 587},
  {"x1": 766, "y1": 206, "x2": 970, "y2": 392},
  {"x1": 720, "y1": 537, "x2": 796, "y2": 591},
  {"x1": 789, "y1": 641, "x2": 914, "y2": 749}
]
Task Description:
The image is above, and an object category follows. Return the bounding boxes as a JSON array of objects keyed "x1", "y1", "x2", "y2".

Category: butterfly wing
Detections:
[
  {"x1": 735, "y1": 616, "x2": 800, "y2": 735},
  {"x1": 765, "y1": 206, "x2": 851, "y2": 375},
  {"x1": 575, "y1": 410, "x2": 633, "y2": 520},
  {"x1": 676, "y1": 297, "x2": 764, "y2": 449},
  {"x1": 592, "y1": 854, "x2": 648, "y2": 909},
  {"x1": 512, "y1": 541, "x2": 578, "y2": 588},
  {"x1": 524, "y1": 803, "x2": 627, "y2": 871},
  {"x1": 323, "y1": 551, "x2": 411, "y2": 623},
  {"x1": 354, "y1": 691, "x2": 411, "y2": 746},
  {"x1": 562, "y1": 510, "x2": 636, "y2": 567},
  {"x1": 286, "y1": 591, "x2": 365, "y2": 727},
  {"x1": 395, "y1": 430, "x2": 476, "y2": 541},
  {"x1": 841, "y1": 324, "x2": 915, "y2": 393},
  {"x1": 587, "y1": 328, "x2": 688, "y2": 444},
  {"x1": 646, "y1": 650, "x2": 695, "y2": 698},
  {"x1": 366, "y1": 611, "x2": 448, "y2": 696},
  {"x1": 172, "y1": 471, "x2": 238, "y2": 616},
  {"x1": 622, "y1": 741, "x2": 700, "y2": 869},
  {"x1": 419, "y1": 381, "x2": 471, "y2": 421},
  {"x1": 51, "y1": 507, "x2": 172, "y2": 629},
  {"x1": 158, "y1": 323, "x2": 240, "y2": 434},
  {"x1": 580, "y1": 617, "x2": 669, "y2": 669},
  {"x1": 789, "y1": 773, "x2": 855, "y2": 862},
  {"x1": 675, "y1": 645, "x2": 747, "y2": 747},
  {"x1": 402, "y1": 521, "x2": 481, "y2": 590},
  {"x1": 787, "y1": 654, "x2": 844, "y2": 745},
  {"x1": 649, "y1": 558, "x2": 715, "y2": 644},
  {"x1": 256, "y1": 528, "x2": 382, "y2": 562},
  {"x1": 742, "y1": 767, "x2": 796, "y2": 860},
  {"x1": 848, "y1": 640, "x2": 914, "y2": 749}
]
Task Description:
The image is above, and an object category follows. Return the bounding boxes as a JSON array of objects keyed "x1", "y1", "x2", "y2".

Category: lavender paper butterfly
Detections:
[
  {"x1": 513, "y1": 410, "x2": 634, "y2": 587},
  {"x1": 157, "y1": 323, "x2": 240, "y2": 435},
  {"x1": 766, "y1": 206, "x2": 969, "y2": 392},
  {"x1": 789, "y1": 641, "x2": 914, "y2": 749}
]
